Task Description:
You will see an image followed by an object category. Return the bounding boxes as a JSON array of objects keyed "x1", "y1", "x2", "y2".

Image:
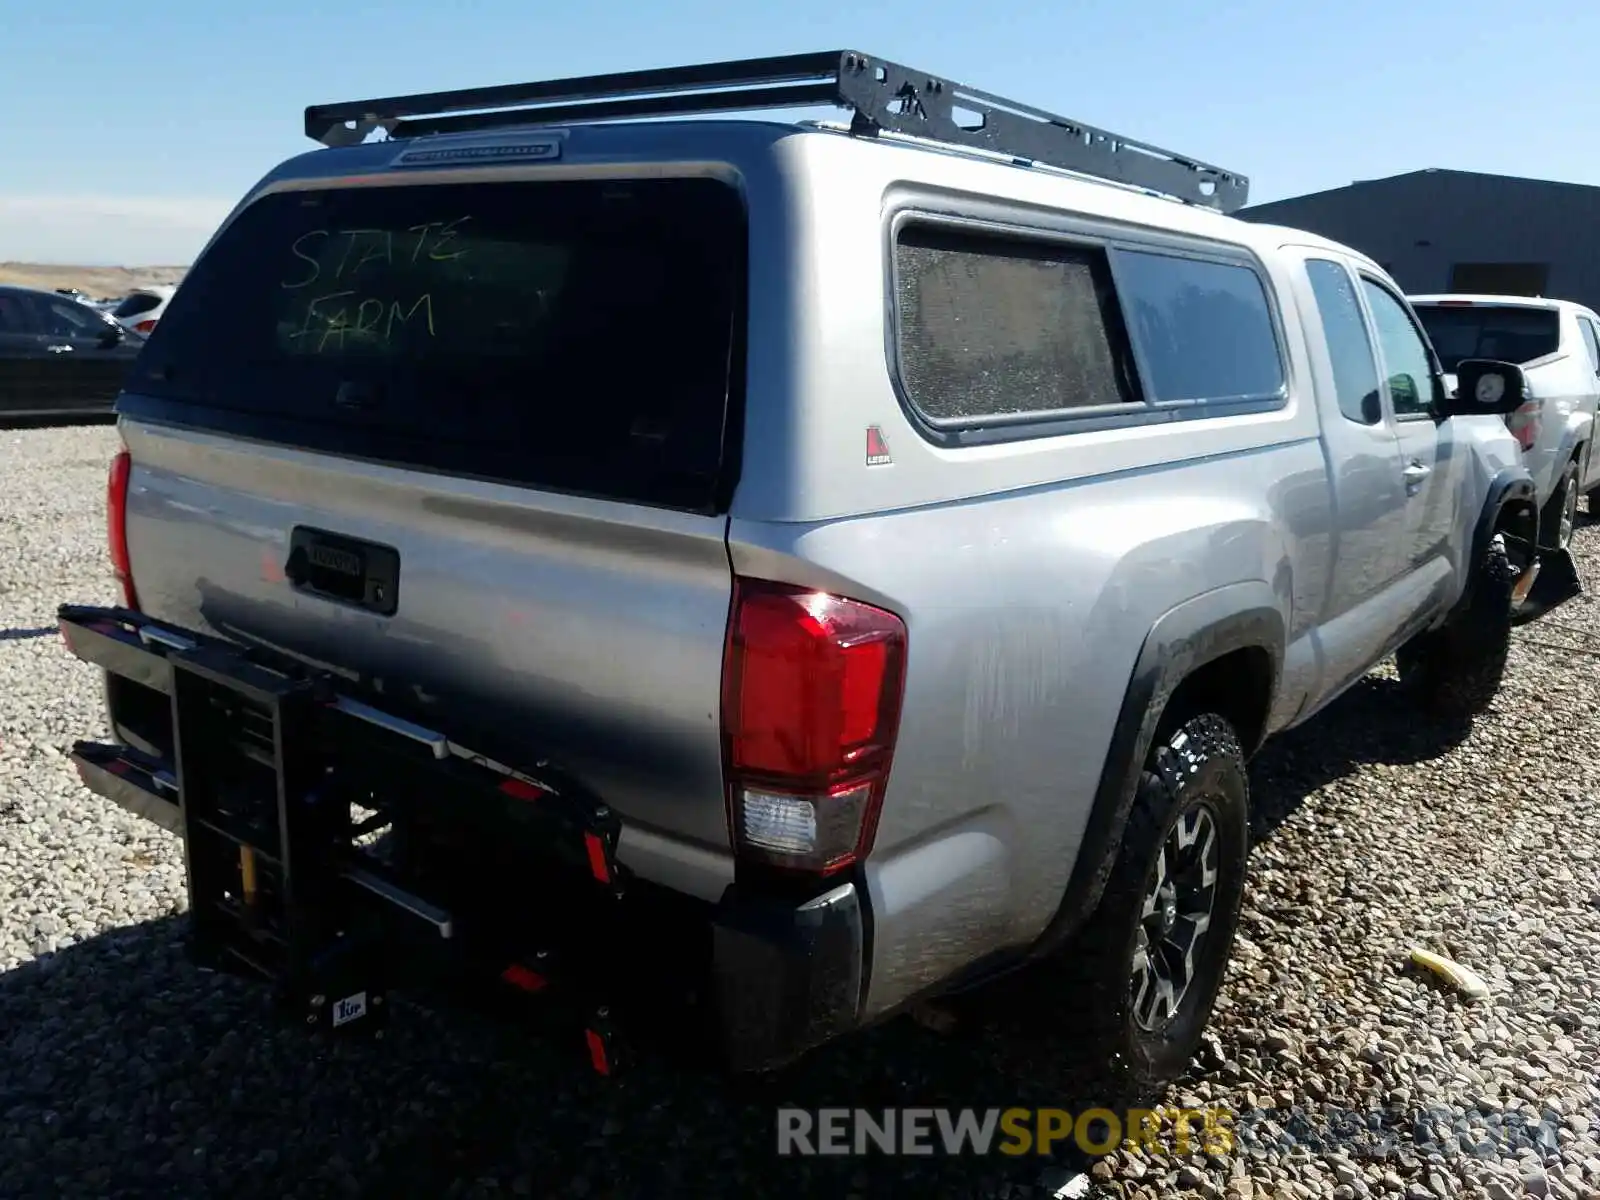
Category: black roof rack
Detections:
[{"x1": 304, "y1": 50, "x2": 1248, "y2": 212}]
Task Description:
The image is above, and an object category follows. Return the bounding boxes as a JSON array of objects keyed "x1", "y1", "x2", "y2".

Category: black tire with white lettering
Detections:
[
  {"x1": 1059, "y1": 712, "x2": 1250, "y2": 1092},
  {"x1": 1547, "y1": 461, "x2": 1580, "y2": 552},
  {"x1": 1395, "y1": 532, "x2": 1516, "y2": 719}
]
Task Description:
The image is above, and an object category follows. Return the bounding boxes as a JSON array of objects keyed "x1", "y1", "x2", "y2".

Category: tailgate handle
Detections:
[{"x1": 284, "y1": 527, "x2": 401, "y2": 617}]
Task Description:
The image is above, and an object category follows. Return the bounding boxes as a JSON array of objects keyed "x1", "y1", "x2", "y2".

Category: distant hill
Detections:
[{"x1": 0, "y1": 262, "x2": 188, "y2": 300}]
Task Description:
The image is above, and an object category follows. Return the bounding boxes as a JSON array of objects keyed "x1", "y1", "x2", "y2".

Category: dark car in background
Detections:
[{"x1": 0, "y1": 284, "x2": 145, "y2": 420}]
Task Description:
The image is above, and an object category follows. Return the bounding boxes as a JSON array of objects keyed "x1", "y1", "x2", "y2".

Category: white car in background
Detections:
[
  {"x1": 1411, "y1": 294, "x2": 1600, "y2": 547},
  {"x1": 109, "y1": 285, "x2": 176, "y2": 336}
]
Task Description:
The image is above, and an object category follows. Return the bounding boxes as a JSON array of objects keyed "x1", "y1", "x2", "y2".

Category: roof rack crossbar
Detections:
[
  {"x1": 304, "y1": 50, "x2": 1248, "y2": 212},
  {"x1": 379, "y1": 82, "x2": 843, "y2": 143}
]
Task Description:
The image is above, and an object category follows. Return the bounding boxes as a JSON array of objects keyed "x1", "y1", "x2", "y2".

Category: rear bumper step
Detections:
[
  {"x1": 57, "y1": 604, "x2": 865, "y2": 1074},
  {"x1": 71, "y1": 740, "x2": 182, "y2": 835}
]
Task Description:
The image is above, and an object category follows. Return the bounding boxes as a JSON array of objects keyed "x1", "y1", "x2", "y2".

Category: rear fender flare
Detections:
[{"x1": 1030, "y1": 583, "x2": 1284, "y2": 955}]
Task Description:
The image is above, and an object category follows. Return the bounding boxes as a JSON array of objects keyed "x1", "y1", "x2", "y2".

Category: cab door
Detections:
[
  {"x1": 1355, "y1": 275, "x2": 1460, "y2": 593},
  {"x1": 0, "y1": 290, "x2": 44, "y2": 414},
  {"x1": 1576, "y1": 315, "x2": 1600, "y2": 494},
  {"x1": 1290, "y1": 253, "x2": 1413, "y2": 703},
  {"x1": 19, "y1": 292, "x2": 137, "y2": 413},
  {"x1": 1296, "y1": 256, "x2": 1409, "y2": 609}
]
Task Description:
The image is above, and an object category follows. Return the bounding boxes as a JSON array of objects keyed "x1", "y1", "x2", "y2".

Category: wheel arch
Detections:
[
  {"x1": 1556, "y1": 411, "x2": 1592, "y2": 472},
  {"x1": 1471, "y1": 466, "x2": 1538, "y2": 594},
  {"x1": 1029, "y1": 583, "x2": 1284, "y2": 955}
]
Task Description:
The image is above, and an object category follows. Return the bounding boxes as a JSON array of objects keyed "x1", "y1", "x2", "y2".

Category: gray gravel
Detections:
[{"x1": 2, "y1": 423, "x2": 1599, "y2": 1200}]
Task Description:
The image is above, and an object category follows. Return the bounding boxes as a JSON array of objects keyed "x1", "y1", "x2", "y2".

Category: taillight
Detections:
[
  {"x1": 1507, "y1": 400, "x2": 1541, "y2": 452},
  {"x1": 108, "y1": 449, "x2": 138, "y2": 609},
  {"x1": 134, "y1": 319, "x2": 157, "y2": 334},
  {"x1": 720, "y1": 577, "x2": 908, "y2": 875}
]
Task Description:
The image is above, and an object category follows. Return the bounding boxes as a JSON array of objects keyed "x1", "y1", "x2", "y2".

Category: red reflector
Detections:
[
  {"x1": 501, "y1": 964, "x2": 548, "y2": 993},
  {"x1": 584, "y1": 831, "x2": 611, "y2": 883},
  {"x1": 499, "y1": 777, "x2": 549, "y2": 802},
  {"x1": 134, "y1": 319, "x2": 157, "y2": 334},
  {"x1": 585, "y1": 1028, "x2": 610, "y2": 1076},
  {"x1": 260, "y1": 547, "x2": 286, "y2": 584}
]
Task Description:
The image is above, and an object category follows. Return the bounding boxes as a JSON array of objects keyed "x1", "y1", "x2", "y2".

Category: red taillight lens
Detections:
[
  {"x1": 134, "y1": 319, "x2": 157, "y2": 334},
  {"x1": 721, "y1": 577, "x2": 907, "y2": 874},
  {"x1": 107, "y1": 449, "x2": 138, "y2": 609},
  {"x1": 1507, "y1": 400, "x2": 1541, "y2": 452}
]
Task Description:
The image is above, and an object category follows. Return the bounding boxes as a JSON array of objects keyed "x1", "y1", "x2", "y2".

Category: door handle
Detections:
[
  {"x1": 46, "y1": 344, "x2": 73, "y2": 353},
  {"x1": 1403, "y1": 460, "x2": 1430, "y2": 493}
]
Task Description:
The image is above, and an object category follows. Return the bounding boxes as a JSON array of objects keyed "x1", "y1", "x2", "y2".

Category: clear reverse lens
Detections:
[{"x1": 739, "y1": 789, "x2": 817, "y2": 855}]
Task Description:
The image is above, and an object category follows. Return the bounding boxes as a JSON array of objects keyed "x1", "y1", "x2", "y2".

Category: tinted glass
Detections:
[
  {"x1": 1360, "y1": 281, "x2": 1435, "y2": 417},
  {"x1": 28, "y1": 294, "x2": 115, "y2": 339},
  {"x1": 125, "y1": 178, "x2": 746, "y2": 512},
  {"x1": 1413, "y1": 304, "x2": 1561, "y2": 372},
  {"x1": 1114, "y1": 250, "x2": 1285, "y2": 403},
  {"x1": 1578, "y1": 318, "x2": 1600, "y2": 374},
  {"x1": 1306, "y1": 260, "x2": 1382, "y2": 425},
  {"x1": 0, "y1": 292, "x2": 31, "y2": 335},
  {"x1": 893, "y1": 225, "x2": 1134, "y2": 422},
  {"x1": 112, "y1": 293, "x2": 162, "y2": 319}
]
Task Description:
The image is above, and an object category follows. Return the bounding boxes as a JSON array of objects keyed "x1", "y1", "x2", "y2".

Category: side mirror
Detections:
[
  {"x1": 97, "y1": 323, "x2": 126, "y2": 348},
  {"x1": 1442, "y1": 358, "x2": 1530, "y2": 417}
]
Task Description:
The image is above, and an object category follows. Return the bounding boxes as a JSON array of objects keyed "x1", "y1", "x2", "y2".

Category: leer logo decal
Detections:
[{"x1": 866, "y1": 426, "x2": 893, "y2": 466}]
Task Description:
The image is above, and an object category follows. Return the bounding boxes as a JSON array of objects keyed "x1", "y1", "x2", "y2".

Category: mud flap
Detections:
[{"x1": 1513, "y1": 547, "x2": 1583, "y2": 625}]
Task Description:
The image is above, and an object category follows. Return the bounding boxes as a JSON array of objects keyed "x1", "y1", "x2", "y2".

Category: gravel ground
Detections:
[{"x1": 2, "y1": 423, "x2": 1599, "y2": 1200}]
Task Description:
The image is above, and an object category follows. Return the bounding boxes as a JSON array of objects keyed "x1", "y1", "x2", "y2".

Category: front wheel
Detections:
[
  {"x1": 1058, "y1": 713, "x2": 1250, "y2": 1091},
  {"x1": 1396, "y1": 532, "x2": 1517, "y2": 718}
]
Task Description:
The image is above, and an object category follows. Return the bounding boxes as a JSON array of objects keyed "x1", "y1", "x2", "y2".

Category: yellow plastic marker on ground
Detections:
[{"x1": 1409, "y1": 947, "x2": 1492, "y2": 1001}]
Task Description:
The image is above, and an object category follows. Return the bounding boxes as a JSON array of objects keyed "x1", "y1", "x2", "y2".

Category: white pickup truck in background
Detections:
[{"x1": 1412, "y1": 294, "x2": 1600, "y2": 547}]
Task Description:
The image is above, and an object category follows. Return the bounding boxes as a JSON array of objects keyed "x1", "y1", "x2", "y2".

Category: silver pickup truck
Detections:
[{"x1": 58, "y1": 51, "x2": 1540, "y2": 1089}]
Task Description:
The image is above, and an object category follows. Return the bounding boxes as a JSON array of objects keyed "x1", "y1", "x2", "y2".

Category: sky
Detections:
[{"x1": 4, "y1": 0, "x2": 1599, "y2": 265}]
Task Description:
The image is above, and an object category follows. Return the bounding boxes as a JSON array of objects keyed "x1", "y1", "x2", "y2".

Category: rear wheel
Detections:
[
  {"x1": 1551, "y1": 461, "x2": 1580, "y2": 551},
  {"x1": 1058, "y1": 713, "x2": 1250, "y2": 1091},
  {"x1": 1396, "y1": 532, "x2": 1517, "y2": 718}
]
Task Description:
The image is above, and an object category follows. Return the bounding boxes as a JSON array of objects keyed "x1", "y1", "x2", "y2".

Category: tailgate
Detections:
[{"x1": 111, "y1": 171, "x2": 746, "y2": 863}]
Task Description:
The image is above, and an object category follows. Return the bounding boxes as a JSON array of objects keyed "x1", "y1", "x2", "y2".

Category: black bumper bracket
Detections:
[{"x1": 58, "y1": 604, "x2": 632, "y2": 1072}]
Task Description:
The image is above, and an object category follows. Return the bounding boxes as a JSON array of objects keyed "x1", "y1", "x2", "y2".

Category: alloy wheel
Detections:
[{"x1": 1129, "y1": 802, "x2": 1220, "y2": 1033}]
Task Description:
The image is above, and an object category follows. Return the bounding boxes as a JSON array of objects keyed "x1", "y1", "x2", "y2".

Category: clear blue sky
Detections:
[{"x1": 4, "y1": 0, "x2": 1598, "y2": 265}]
